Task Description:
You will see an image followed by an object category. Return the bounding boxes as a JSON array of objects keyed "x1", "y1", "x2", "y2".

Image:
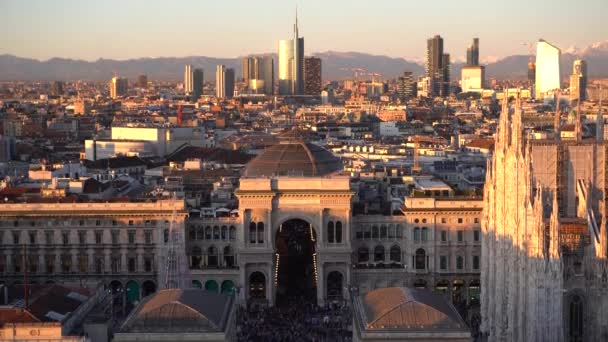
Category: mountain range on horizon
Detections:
[{"x1": 1, "y1": 40, "x2": 607, "y2": 82}]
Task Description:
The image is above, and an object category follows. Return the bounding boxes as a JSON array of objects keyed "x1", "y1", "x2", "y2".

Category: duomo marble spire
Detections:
[{"x1": 482, "y1": 92, "x2": 608, "y2": 341}]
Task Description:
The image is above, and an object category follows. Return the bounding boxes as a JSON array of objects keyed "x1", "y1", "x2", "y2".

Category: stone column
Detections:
[
  {"x1": 267, "y1": 263, "x2": 274, "y2": 307},
  {"x1": 345, "y1": 209, "x2": 351, "y2": 247},
  {"x1": 317, "y1": 262, "x2": 325, "y2": 306},
  {"x1": 239, "y1": 264, "x2": 247, "y2": 304},
  {"x1": 266, "y1": 209, "x2": 272, "y2": 248},
  {"x1": 318, "y1": 209, "x2": 324, "y2": 248}
]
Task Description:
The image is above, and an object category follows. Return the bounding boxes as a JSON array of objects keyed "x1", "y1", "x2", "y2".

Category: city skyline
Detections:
[{"x1": 2, "y1": 0, "x2": 607, "y2": 62}]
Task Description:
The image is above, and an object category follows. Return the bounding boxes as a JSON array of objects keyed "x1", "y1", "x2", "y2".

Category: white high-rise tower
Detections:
[{"x1": 278, "y1": 6, "x2": 304, "y2": 96}]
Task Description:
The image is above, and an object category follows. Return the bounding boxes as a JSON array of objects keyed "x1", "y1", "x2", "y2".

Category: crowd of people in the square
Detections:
[{"x1": 236, "y1": 297, "x2": 352, "y2": 342}]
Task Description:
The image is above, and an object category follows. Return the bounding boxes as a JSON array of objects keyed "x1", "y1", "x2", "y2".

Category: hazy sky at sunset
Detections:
[{"x1": 1, "y1": 0, "x2": 606, "y2": 62}]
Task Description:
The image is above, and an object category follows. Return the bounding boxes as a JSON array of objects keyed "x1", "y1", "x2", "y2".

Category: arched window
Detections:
[
  {"x1": 372, "y1": 226, "x2": 379, "y2": 239},
  {"x1": 335, "y1": 221, "x2": 342, "y2": 243},
  {"x1": 163, "y1": 229, "x2": 169, "y2": 243},
  {"x1": 196, "y1": 226, "x2": 204, "y2": 240},
  {"x1": 257, "y1": 222, "x2": 264, "y2": 243},
  {"x1": 221, "y1": 226, "x2": 227, "y2": 240},
  {"x1": 364, "y1": 225, "x2": 371, "y2": 239},
  {"x1": 327, "y1": 221, "x2": 335, "y2": 243},
  {"x1": 358, "y1": 247, "x2": 369, "y2": 262},
  {"x1": 223, "y1": 246, "x2": 234, "y2": 267},
  {"x1": 191, "y1": 246, "x2": 202, "y2": 269},
  {"x1": 249, "y1": 222, "x2": 257, "y2": 243},
  {"x1": 569, "y1": 295, "x2": 584, "y2": 341},
  {"x1": 380, "y1": 225, "x2": 387, "y2": 239},
  {"x1": 374, "y1": 245, "x2": 385, "y2": 262},
  {"x1": 205, "y1": 226, "x2": 212, "y2": 240},
  {"x1": 390, "y1": 245, "x2": 401, "y2": 262},
  {"x1": 229, "y1": 226, "x2": 236, "y2": 240},
  {"x1": 456, "y1": 256, "x2": 464, "y2": 270},
  {"x1": 414, "y1": 227, "x2": 421, "y2": 241},
  {"x1": 207, "y1": 246, "x2": 218, "y2": 267},
  {"x1": 415, "y1": 248, "x2": 426, "y2": 270},
  {"x1": 213, "y1": 226, "x2": 220, "y2": 240},
  {"x1": 396, "y1": 224, "x2": 403, "y2": 239},
  {"x1": 421, "y1": 227, "x2": 429, "y2": 241}
]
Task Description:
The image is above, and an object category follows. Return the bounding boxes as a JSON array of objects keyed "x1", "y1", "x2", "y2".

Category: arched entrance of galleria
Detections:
[{"x1": 275, "y1": 218, "x2": 318, "y2": 305}]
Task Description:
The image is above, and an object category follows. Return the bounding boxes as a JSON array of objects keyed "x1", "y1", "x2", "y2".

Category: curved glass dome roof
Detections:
[{"x1": 243, "y1": 139, "x2": 342, "y2": 177}]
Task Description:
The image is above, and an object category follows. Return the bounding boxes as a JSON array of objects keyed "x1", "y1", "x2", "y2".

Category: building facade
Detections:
[
  {"x1": 109, "y1": 77, "x2": 128, "y2": 99},
  {"x1": 192, "y1": 68, "x2": 204, "y2": 100},
  {"x1": 397, "y1": 71, "x2": 416, "y2": 101},
  {"x1": 461, "y1": 66, "x2": 485, "y2": 93},
  {"x1": 243, "y1": 56, "x2": 274, "y2": 95},
  {"x1": 535, "y1": 39, "x2": 561, "y2": 99},
  {"x1": 425, "y1": 35, "x2": 450, "y2": 97},
  {"x1": 466, "y1": 38, "x2": 479, "y2": 67},
  {"x1": 184, "y1": 139, "x2": 482, "y2": 308},
  {"x1": 184, "y1": 64, "x2": 193, "y2": 95},
  {"x1": 570, "y1": 59, "x2": 587, "y2": 101},
  {"x1": 304, "y1": 56, "x2": 322, "y2": 96},
  {"x1": 0, "y1": 200, "x2": 186, "y2": 306}
]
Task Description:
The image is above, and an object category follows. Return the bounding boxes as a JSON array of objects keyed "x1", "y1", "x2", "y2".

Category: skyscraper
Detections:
[
  {"x1": 216, "y1": 65, "x2": 235, "y2": 99},
  {"x1": 441, "y1": 53, "x2": 451, "y2": 96},
  {"x1": 397, "y1": 71, "x2": 416, "y2": 100},
  {"x1": 216, "y1": 65, "x2": 226, "y2": 98},
  {"x1": 51, "y1": 81, "x2": 64, "y2": 96},
  {"x1": 242, "y1": 56, "x2": 274, "y2": 95},
  {"x1": 425, "y1": 35, "x2": 450, "y2": 97},
  {"x1": 184, "y1": 64, "x2": 193, "y2": 94},
  {"x1": 535, "y1": 39, "x2": 561, "y2": 99},
  {"x1": 466, "y1": 38, "x2": 479, "y2": 66},
  {"x1": 109, "y1": 76, "x2": 128, "y2": 99},
  {"x1": 278, "y1": 9, "x2": 304, "y2": 95},
  {"x1": 192, "y1": 68, "x2": 204, "y2": 100},
  {"x1": 137, "y1": 74, "x2": 148, "y2": 88},
  {"x1": 225, "y1": 68, "x2": 235, "y2": 99},
  {"x1": 304, "y1": 56, "x2": 322, "y2": 95},
  {"x1": 461, "y1": 38, "x2": 485, "y2": 92},
  {"x1": 242, "y1": 58, "x2": 251, "y2": 81},
  {"x1": 569, "y1": 59, "x2": 587, "y2": 101}
]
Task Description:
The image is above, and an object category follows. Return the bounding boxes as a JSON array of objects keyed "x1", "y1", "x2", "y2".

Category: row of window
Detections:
[
  {"x1": 3, "y1": 219, "x2": 163, "y2": 228},
  {"x1": 188, "y1": 225, "x2": 236, "y2": 241},
  {"x1": 354, "y1": 226, "x2": 481, "y2": 242},
  {"x1": 356, "y1": 247, "x2": 480, "y2": 271},
  {"x1": 357, "y1": 245, "x2": 402, "y2": 263},
  {"x1": 189, "y1": 246, "x2": 235, "y2": 268},
  {"x1": 249, "y1": 222, "x2": 265, "y2": 244},
  {"x1": 412, "y1": 217, "x2": 480, "y2": 224},
  {"x1": 0, "y1": 254, "x2": 155, "y2": 274},
  {"x1": 0, "y1": 230, "x2": 154, "y2": 245},
  {"x1": 439, "y1": 255, "x2": 480, "y2": 270}
]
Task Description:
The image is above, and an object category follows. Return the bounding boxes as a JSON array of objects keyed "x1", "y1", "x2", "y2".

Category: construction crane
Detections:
[
  {"x1": 411, "y1": 135, "x2": 448, "y2": 174},
  {"x1": 340, "y1": 67, "x2": 367, "y2": 99},
  {"x1": 523, "y1": 42, "x2": 536, "y2": 85},
  {"x1": 160, "y1": 197, "x2": 191, "y2": 290}
]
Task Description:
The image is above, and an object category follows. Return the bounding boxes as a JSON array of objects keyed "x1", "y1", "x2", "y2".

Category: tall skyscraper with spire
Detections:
[{"x1": 278, "y1": 7, "x2": 304, "y2": 96}]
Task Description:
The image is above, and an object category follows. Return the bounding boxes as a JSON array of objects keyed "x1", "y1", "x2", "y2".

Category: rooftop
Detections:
[
  {"x1": 119, "y1": 289, "x2": 233, "y2": 333},
  {"x1": 356, "y1": 287, "x2": 468, "y2": 331},
  {"x1": 243, "y1": 139, "x2": 342, "y2": 177}
]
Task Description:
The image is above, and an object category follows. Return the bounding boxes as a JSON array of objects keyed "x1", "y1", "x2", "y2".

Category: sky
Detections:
[{"x1": 1, "y1": 0, "x2": 606, "y2": 62}]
